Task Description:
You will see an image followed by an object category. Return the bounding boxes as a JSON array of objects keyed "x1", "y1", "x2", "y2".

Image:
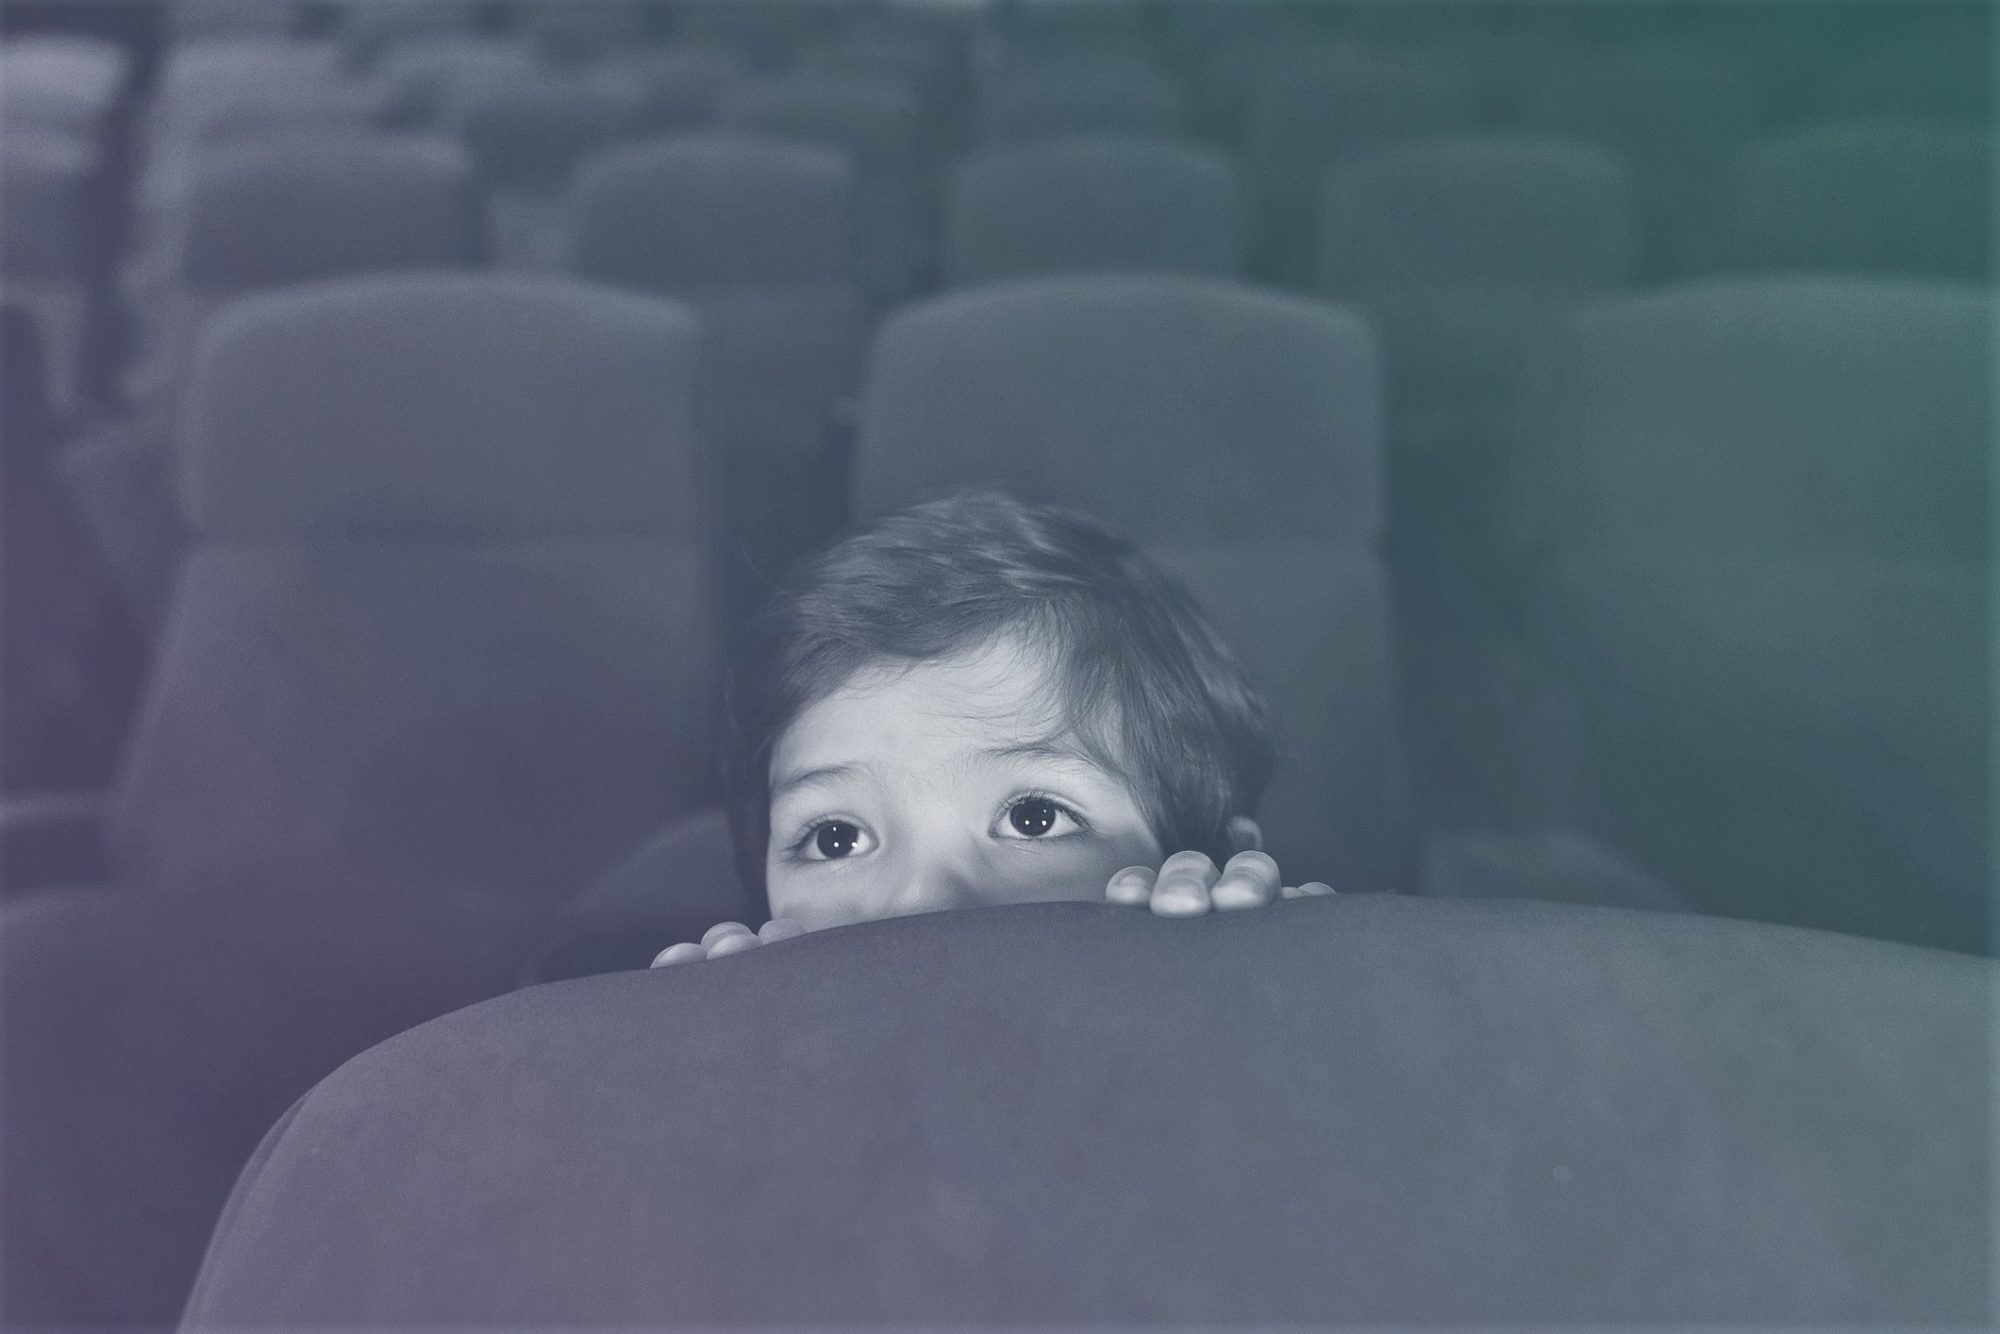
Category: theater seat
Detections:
[
  {"x1": 568, "y1": 132, "x2": 872, "y2": 624},
  {"x1": 1, "y1": 874, "x2": 546, "y2": 1331},
  {"x1": 1727, "y1": 118, "x2": 1989, "y2": 281},
  {"x1": 946, "y1": 135, "x2": 1242, "y2": 286},
  {"x1": 853, "y1": 276, "x2": 1409, "y2": 889},
  {"x1": 107, "y1": 275, "x2": 720, "y2": 902},
  {"x1": 1512, "y1": 278, "x2": 1989, "y2": 953},
  {"x1": 183, "y1": 897, "x2": 1992, "y2": 1326}
]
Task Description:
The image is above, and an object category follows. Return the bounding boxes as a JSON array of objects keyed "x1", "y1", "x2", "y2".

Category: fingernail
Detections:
[
  {"x1": 1210, "y1": 876, "x2": 1265, "y2": 909},
  {"x1": 1153, "y1": 887, "x2": 1210, "y2": 916},
  {"x1": 1108, "y1": 869, "x2": 1151, "y2": 902},
  {"x1": 700, "y1": 922, "x2": 754, "y2": 948},
  {"x1": 706, "y1": 931, "x2": 762, "y2": 958}
]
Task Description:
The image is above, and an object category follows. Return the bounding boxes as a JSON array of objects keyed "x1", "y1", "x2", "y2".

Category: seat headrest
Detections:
[
  {"x1": 181, "y1": 134, "x2": 479, "y2": 288},
  {"x1": 181, "y1": 274, "x2": 707, "y2": 539},
  {"x1": 1525, "y1": 277, "x2": 1990, "y2": 558},
  {"x1": 570, "y1": 133, "x2": 857, "y2": 291},
  {"x1": 182, "y1": 897, "x2": 1989, "y2": 1326},
  {"x1": 859, "y1": 275, "x2": 1381, "y2": 543}
]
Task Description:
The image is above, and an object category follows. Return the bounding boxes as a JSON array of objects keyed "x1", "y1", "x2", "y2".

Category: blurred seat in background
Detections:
[
  {"x1": 981, "y1": 52, "x2": 1185, "y2": 144},
  {"x1": 453, "y1": 78, "x2": 638, "y2": 269},
  {"x1": 1726, "y1": 118, "x2": 1990, "y2": 282},
  {"x1": 945, "y1": 134, "x2": 1241, "y2": 286},
  {"x1": 0, "y1": 32, "x2": 129, "y2": 146},
  {"x1": 719, "y1": 69, "x2": 931, "y2": 303},
  {"x1": 1241, "y1": 40, "x2": 1480, "y2": 283},
  {"x1": 68, "y1": 131, "x2": 483, "y2": 639},
  {"x1": 1812, "y1": 26, "x2": 1991, "y2": 123},
  {"x1": 2, "y1": 129, "x2": 97, "y2": 413},
  {"x1": 1, "y1": 308, "x2": 142, "y2": 808},
  {"x1": 588, "y1": 40, "x2": 747, "y2": 135},
  {"x1": 856, "y1": 275, "x2": 1410, "y2": 889},
  {"x1": 1519, "y1": 39, "x2": 1761, "y2": 278},
  {"x1": 17, "y1": 275, "x2": 723, "y2": 908},
  {"x1": 568, "y1": 132, "x2": 871, "y2": 620},
  {"x1": 1316, "y1": 131, "x2": 1635, "y2": 828},
  {"x1": 1511, "y1": 278, "x2": 1990, "y2": 953}
]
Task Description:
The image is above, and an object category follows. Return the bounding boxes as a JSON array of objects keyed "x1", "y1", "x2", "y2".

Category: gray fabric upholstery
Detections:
[
  {"x1": 718, "y1": 72, "x2": 923, "y2": 169},
  {"x1": 1515, "y1": 279, "x2": 1991, "y2": 952},
  {"x1": 2, "y1": 877, "x2": 545, "y2": 1332},
  {"x1": 983, "y1": 59, "x2": 1185, "y2": 144},
  {"x1": 588, "y1": 44, "x2": 746, "y2": 132},
  {"x1": 183, "y1": 898, "x2": 1993, "y2": 1326},
  {"x1": 112, "y1": 277, "x2": 721, "y2": 902},
  {"x1": 0, "y1": 35, "x2": 127, "y2": 140},
  {"x1": 854, "y1": 277, "x2": 1408, "y2": 887},
  {"x1": 177, "y1": 133, "x2": 479, "y2": 289},
  {"x1": 1320, "y1": 133, "x2": 1633, "y2": 293},
  {"x1": 1729, "y1": 118, "x2": 1990, "y2": 281},
  {"x1": 568, "y1": 133, "x2": 858, "y2": 291},
  {"x1": 947, "y1": 135, "x2": 1241, "y2": 285},
  {"x1": 179, "y1": 275, "x2": 709, "y2": 537},
  {"x1": 713, "y1": 76, "x2": 928, "y2": 302},
  {"x1": 1, "y1": 129, "x2": 92, "y2": 279},
  {"x1": 1518, "y1": 279, "x2": 1988, "y2": 557},
  {"x1": 453, "y1": 78, "x2": 631, "y2": 193}
]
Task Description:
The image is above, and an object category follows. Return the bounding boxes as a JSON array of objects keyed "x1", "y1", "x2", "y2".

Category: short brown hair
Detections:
[{"x1": 722, "y1": 491, "x2": 1275, "y2": 914}]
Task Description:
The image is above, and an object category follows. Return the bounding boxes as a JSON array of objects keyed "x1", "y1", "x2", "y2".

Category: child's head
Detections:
[{"x1": 723, "y1": 492, "x2": 1275, "y2": 927}]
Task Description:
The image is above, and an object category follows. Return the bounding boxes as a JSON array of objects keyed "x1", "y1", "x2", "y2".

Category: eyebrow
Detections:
[
  {"x1": 982, "y1": 737, "x2": 1100, "y2": 766},
  {"x1": 769, "y1": 761, "x2": 865, "y2": 801}
]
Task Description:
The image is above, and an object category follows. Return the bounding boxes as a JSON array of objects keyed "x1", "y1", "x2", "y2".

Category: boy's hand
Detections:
[
  {"x1": 1106, "y1": 850, "x2": 1334, "y2": 917},
  {"x1": 651, "y1": 918, "x2": 808, "y2": 967}
]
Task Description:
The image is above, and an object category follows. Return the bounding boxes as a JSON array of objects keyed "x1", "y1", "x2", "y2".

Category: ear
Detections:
[{"x1": 1226, "y1": 816, "x2": 1264, "y2": 855}]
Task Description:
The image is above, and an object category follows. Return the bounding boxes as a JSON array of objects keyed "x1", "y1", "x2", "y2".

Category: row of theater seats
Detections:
[
  {"x1": 6, "y1": 262, "x2": 1988, "y2": 1328},
  {"x1": 1, "y1": 2, "x2": 1990, "y2": 1328}
]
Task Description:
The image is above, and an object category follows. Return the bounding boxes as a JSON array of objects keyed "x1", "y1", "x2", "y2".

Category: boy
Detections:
[{"x1": 655, "y1": 492, "x2": 1330, "y2": 965}]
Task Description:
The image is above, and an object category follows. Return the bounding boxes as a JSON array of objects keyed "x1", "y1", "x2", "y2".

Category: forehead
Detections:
[{"x1": 773, "y1": 636, "x2": 1073, "y2": 774}]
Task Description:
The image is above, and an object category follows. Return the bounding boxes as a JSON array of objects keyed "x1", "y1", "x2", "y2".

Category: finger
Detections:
[
  {"x1": 1295, "y1": 881, "x2": 1336, "y2": 897},
  {"x1": 758, "y1": 918, "x2": 808, "y2": 943},
  {"x1": 705, "y1": 930, "x2": 764, "y2": 959},
  {"x1": 1150, "y1": 850, "x2": 1220, "y2": 917},
  {"x1": 700, "y1": 921, "x2": 755, "y2": 949},
  {"x1": 1106, "y1": 865, "x2": 1156, "y2": 907},
  {"x1": 1210, "y1": 850, "x2": 1280, "y2": 910},
  {"x1": 651, "y1": 942, "x2": 708, "y2": 967}
]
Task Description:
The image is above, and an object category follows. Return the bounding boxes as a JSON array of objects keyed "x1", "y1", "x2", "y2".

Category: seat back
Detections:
[
  {"x1": 1516, "y1": 278, "x2": 1990, "y2": 951},
  {"x1": 983, "y1": 57, "x2": 1185, "y2": 144},
  {"x1": 947, "y1": 135, "x2": 1241, "y2": 285},
  {"x1": 182, "y1": 898, "x2": 1994, "y2": 1326},
  {"x1": 1728, "y1": 118, "x2": 1990, "y2": 281},
  {"x1": 855, "y1": 277, "x2": 1408, "y2": 888},
  {"x1": 111, "y1": 275, "x2": 720, "y2": 903},
  {"x1": 568, "y1": 132, "x2": 856, "y2": 292},
  {"x1": 176, "y1": 132, "x2": 480, "y2": 290},
  {"x1": 1320, "y1": 133, "x2": 1633, "y2": 294}
]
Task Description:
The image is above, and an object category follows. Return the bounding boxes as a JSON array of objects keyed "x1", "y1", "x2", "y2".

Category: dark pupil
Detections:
[
  {"x1": 1009, "y1": 798, "x2": 1058, "y2": 837},
  {"x1": 815, "y1": 822, "x2": 859, "y2": 859}
]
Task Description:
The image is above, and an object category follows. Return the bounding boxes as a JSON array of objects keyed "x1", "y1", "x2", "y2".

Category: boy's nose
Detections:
[{"x1": 887, "y1": 858, "x2": 984, "y2": 918}]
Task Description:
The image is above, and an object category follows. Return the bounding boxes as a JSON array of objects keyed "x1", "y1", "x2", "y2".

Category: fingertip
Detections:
[
  {"x1": 1297, "y1": 881, "x2": 1336, "y2": 897},
  {"x1": 705, "y1": 930, "x2": 763, "y2": 958},
  {"x1": 700, "y1": 921, "x2": 755, "y2": 949},
  {"x1": 651, "y1": 942, "x2": 706, "y2": 968},
  {"x1": 758, "y1": 918, "x2": 808, "y2": 943},
  {"x1": 1106, "y1": 866, "x2": 1155, "y2": 906}
]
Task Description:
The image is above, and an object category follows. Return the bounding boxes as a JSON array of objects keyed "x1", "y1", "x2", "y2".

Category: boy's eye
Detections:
[
  {"x1": 1000, "y1": 796, "x2": 1081, "y2": 840},
  {"x1": 807, "y1": 820, "x2": 870, "y2": 860}
]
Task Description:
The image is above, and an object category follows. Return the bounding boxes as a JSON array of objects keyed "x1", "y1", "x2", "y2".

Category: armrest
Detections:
[{"x1": 2, "y1": 792, "x2": 113, "y2": 897}]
